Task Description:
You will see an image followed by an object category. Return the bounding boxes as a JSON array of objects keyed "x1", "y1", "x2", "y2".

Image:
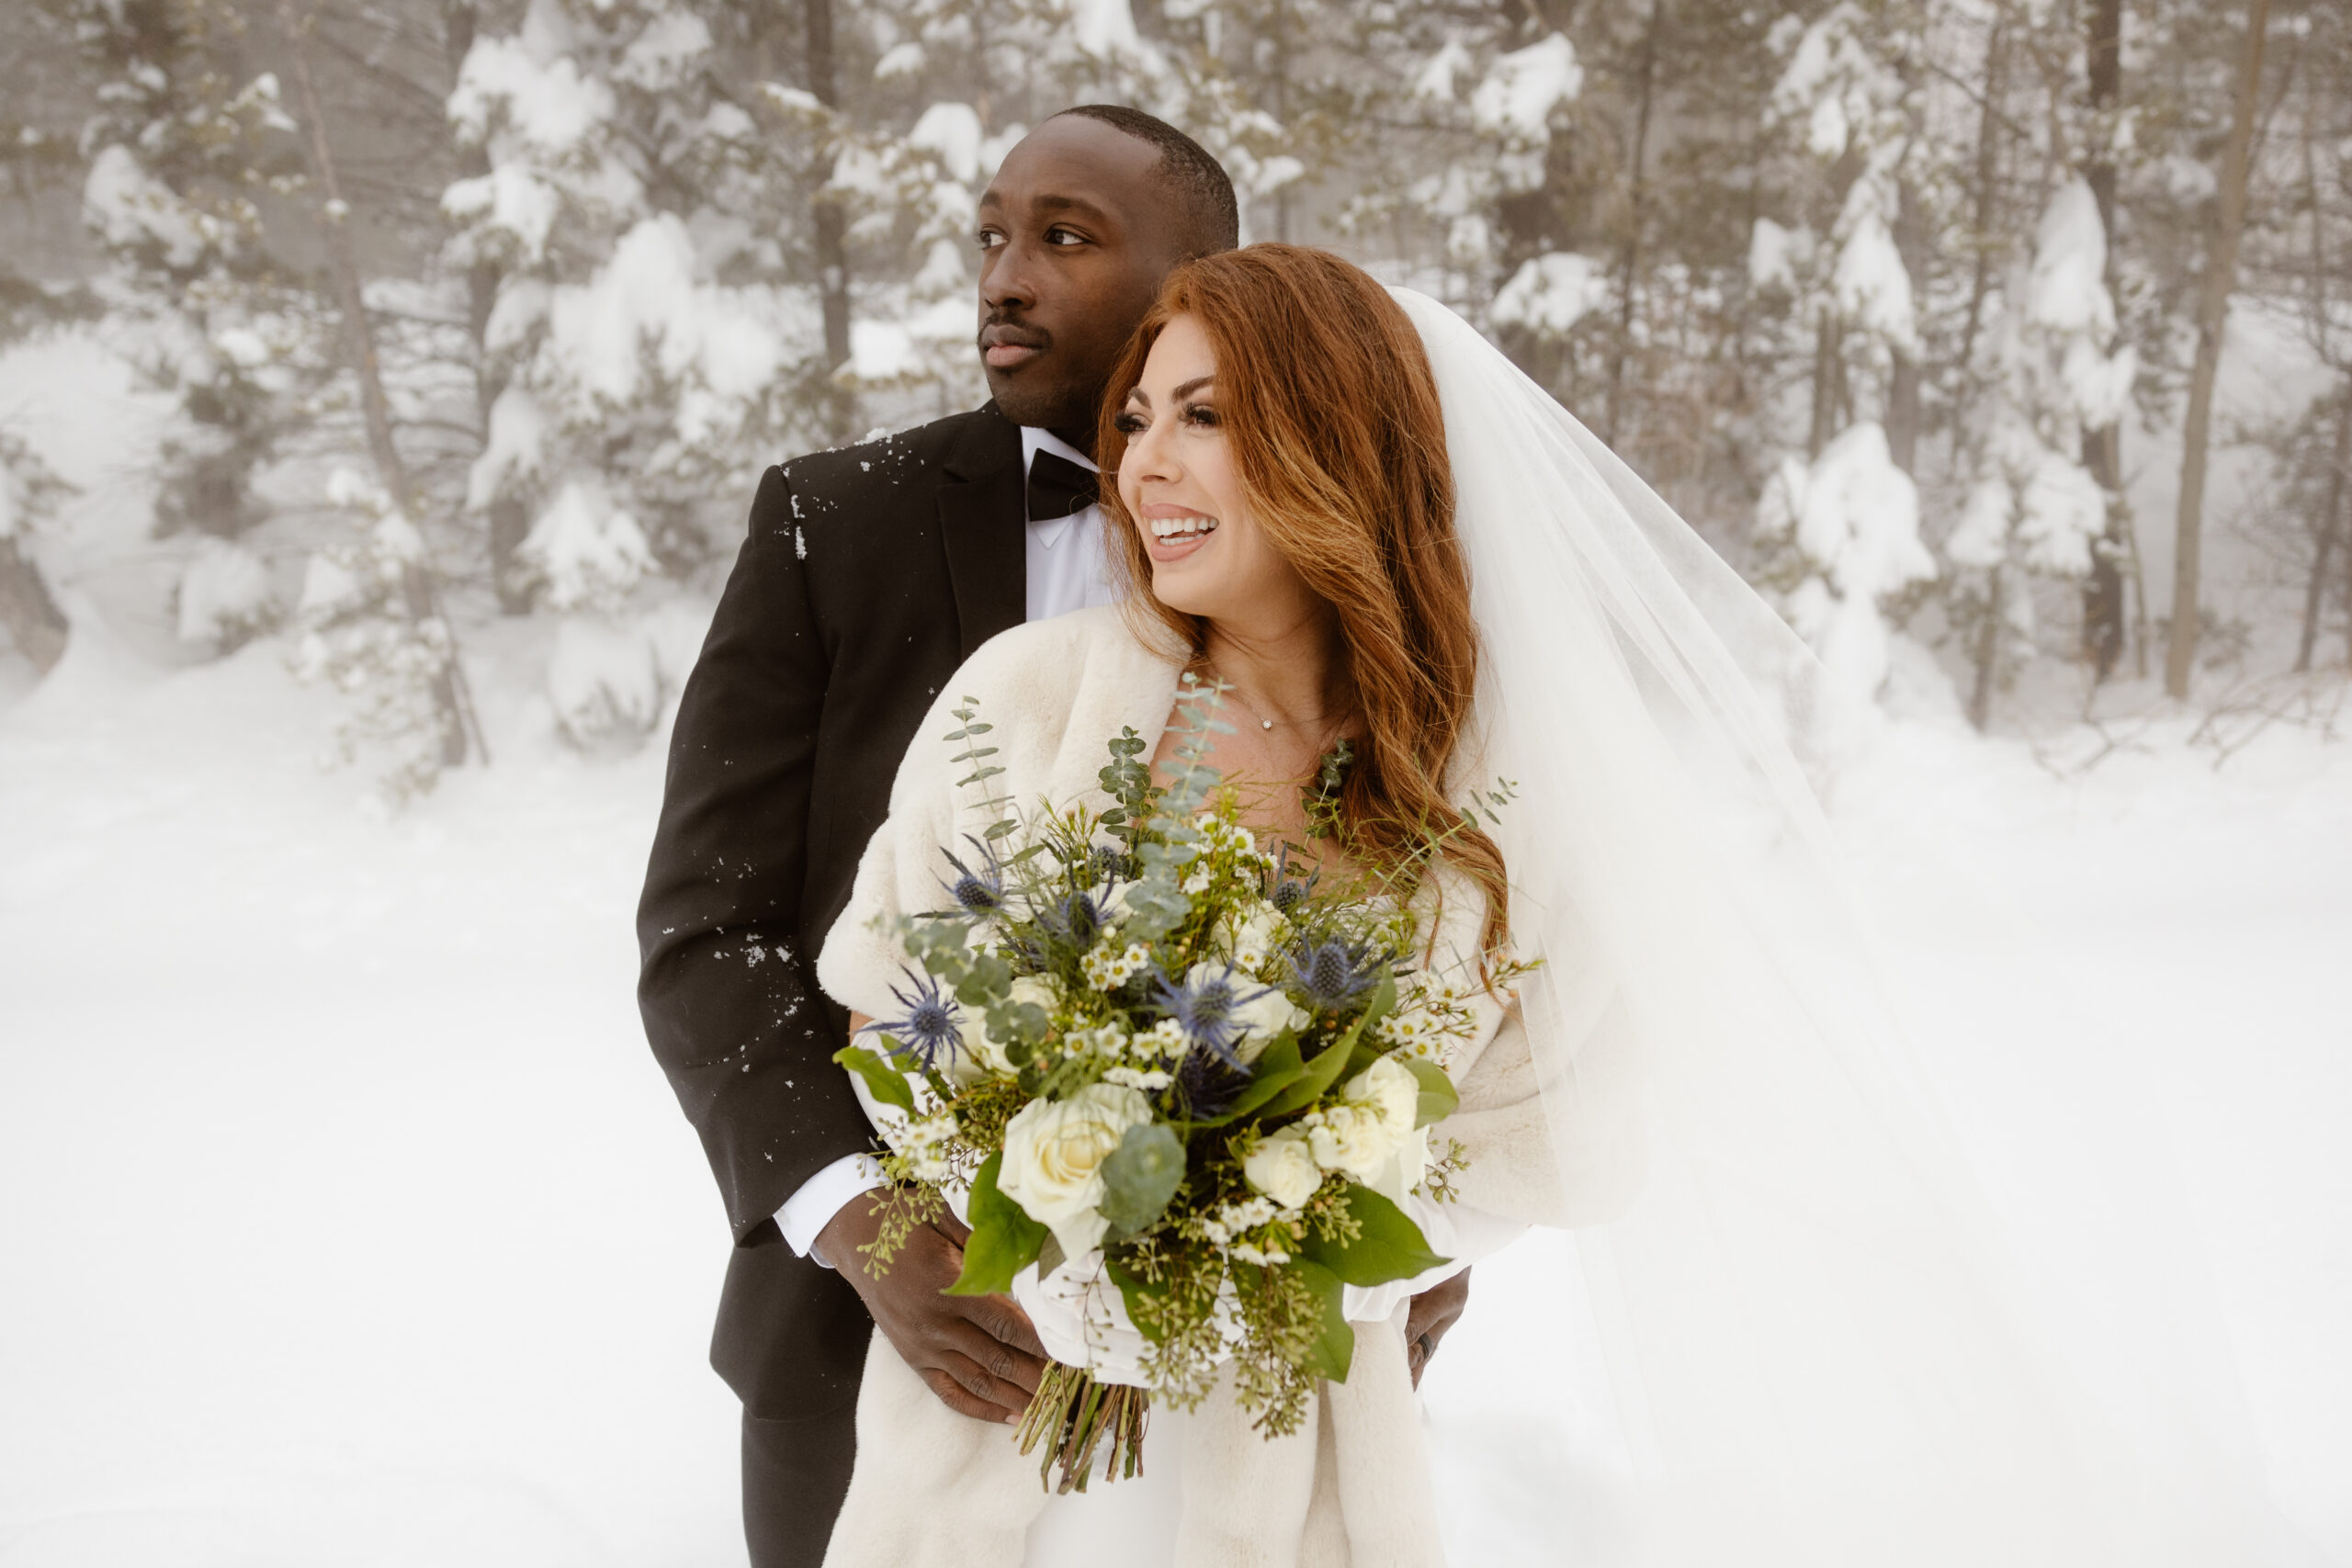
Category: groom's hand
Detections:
[
  {"x1": 816, "y1": 1192, "x2": 1049, "y2": 1425},
  {"x1": 1406, "y1": 1269, "x2": 1472, "y2": 1387}
]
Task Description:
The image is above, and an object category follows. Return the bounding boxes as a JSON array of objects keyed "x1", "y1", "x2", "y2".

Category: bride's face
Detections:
[{"x1": 1114, "y1": 314, "x2": 1317, "y2": 626}]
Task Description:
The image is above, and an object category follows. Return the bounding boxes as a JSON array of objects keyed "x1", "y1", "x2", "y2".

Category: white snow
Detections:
[
  {"x1": 1488, "y1": 252, "x2": 1611, "y2": 338},
  {"x1": 520, "y1": 479, "x2": 652, "y2": 615},
  {"x1": 3, "y1": 623, "x2": 2345, "y2": 1563},
  {"x1": 545, "y1": 614, "x2": 664, "y2": 751},
  {"x1": 175, "y1": 536, "x2": 277, "y2": 647},
  {"x1": 908, "y1": 102, "x2": 985, "y2": 186},
  {"x1": 82, "y1": 145, "x2": 214, "y2": 270},
  {"x1": 1471, "y1": 34, "x2": 1582, "y2": 143},
  {"x1": 1757, "y1": 421, "x2": 1935, "y2": 716}
]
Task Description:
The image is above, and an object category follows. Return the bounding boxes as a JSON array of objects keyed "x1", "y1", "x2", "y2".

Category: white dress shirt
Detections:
[{"x1": 775, "y1": 424, "x2": 1116, "y2": 1265}]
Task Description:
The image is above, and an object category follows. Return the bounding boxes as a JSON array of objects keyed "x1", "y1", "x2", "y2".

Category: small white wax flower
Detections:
[
  {"x1": 1242, "y1": 1125, "x2": 1324, "y2": 1210},
  {"x1": 1215, "y1": 898, "x2": 1289, "y2": 972},
  {"x1": 998, "y1": 1083, "x2": 1153, "y2": 1259}
]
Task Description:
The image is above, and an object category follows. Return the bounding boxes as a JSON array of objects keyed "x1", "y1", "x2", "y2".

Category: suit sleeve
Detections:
[{"x1": 637, "y1": 465, "x2": 875, "y2": 1245}]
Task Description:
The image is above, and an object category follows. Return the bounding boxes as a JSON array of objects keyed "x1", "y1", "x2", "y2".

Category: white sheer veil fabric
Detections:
[{"x1": 1388, "y1": 286, "x2": 2306, "y2": 1568}]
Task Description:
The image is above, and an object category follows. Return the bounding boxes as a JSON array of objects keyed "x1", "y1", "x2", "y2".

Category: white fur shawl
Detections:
[{"x1": 815, "y1": 605, "x2": 1592, "y2": 1568}]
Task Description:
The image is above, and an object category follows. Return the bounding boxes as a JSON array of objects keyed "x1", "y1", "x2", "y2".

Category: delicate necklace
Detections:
[{"x1": 1203, "y1": 660, "x2": 1340, "y2": 739}]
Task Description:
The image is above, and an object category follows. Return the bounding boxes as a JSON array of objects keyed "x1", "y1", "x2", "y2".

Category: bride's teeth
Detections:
[{"x1": 1151, "y1": 515, "x2": 1218, "y2": 539}]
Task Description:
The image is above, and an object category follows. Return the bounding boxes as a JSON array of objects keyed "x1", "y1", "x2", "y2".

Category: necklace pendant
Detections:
[{"x1": 1261, "y1": 718, "x2": 1274, "y2": 730}]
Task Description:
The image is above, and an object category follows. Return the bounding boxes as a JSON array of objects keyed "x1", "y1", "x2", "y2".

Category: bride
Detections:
[{"x1": 813, "y1": 245, "x2": 2303, "y2": 1567}]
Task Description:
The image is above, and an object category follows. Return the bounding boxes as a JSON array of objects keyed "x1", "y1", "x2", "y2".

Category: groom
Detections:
[{"x1": 639, "y1": 107, "x2": 1469, "y2": 1567}]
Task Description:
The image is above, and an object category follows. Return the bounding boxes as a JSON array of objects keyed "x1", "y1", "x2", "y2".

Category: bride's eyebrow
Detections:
[{"x1": 1125, "y1": 375, "x2": 1216, "y2": 408}]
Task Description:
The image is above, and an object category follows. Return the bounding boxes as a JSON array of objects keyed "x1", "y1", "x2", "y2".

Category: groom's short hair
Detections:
[{"x1": 1047, "y1": 104, "x2": 1239, "y2": 257}]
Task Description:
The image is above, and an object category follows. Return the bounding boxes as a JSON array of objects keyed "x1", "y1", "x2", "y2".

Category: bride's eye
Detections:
[
  {"x1": 1182, "y1": 403, "x2": 1221, "y2": 429},
  {"x1": 1112, "y1": 411, "x2": 1148, "y2": 434}
]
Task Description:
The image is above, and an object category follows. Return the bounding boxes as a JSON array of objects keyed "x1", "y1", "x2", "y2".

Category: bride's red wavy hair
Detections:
[{"x1": 1094, "y1": 243, "x2": 1509, "y2": 965}]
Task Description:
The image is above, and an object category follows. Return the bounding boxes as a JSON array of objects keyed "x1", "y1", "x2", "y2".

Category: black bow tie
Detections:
[{"x1": 1026, "y1": 448, "x2": 1098, "y2": 522}]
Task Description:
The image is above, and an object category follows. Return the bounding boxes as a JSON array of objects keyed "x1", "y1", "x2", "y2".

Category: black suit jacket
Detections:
[{"x1": 637, "y1": 404, "x2": 1028, "y2": 1427}]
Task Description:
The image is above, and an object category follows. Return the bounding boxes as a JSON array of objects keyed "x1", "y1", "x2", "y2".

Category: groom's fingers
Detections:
[
  {"x1": 932, "y1": 1338, "x2": 1036, "y2": 1419},
  {"x1": 921, "y1": 1364, "x2": 1023, "y2": 1425},
  {"x1": 964, "y1": 1293, "x2": 1048, "y2": 1364},
  {"x1": 944, "y1": 1309, "x2": 1046, "y2": 1396}
]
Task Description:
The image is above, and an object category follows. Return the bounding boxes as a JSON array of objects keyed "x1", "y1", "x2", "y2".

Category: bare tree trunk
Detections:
[
  {"x1": 441, "y1": 0, "x2": 530, "y2": 615},
  {"x1": 2079, "y1": 0, "x2": 2130, "y2": 680},
  {"x1": 804, "y1": 0, "x2": 855, "y2": 445},
  {"x1": 2296, "y1": 389, "x2": 2350, "y2": 671},
  {"x1": 0, "y1": 536, "x2": 69, "y2": 674},
  {"x1": 1886, "y1": 175, "x2": 1926, "y2": 474},
  {"x1": 1955, "y1": 15, "x2": 2008, "y2": 411},
  {"x1": 278, "y1": 0, "x2": 481, "y2": 766},
  {"x1": 2165, "y1": 0, "x2": 2272, "y2": 699},
  {"x1": 1968, "y1": 567, "x2": 2005, "y2": 732},
  {"x1": 1808, "y1": 307, "x2": 1844, "y2": 460},
  {"x1": 1604, "y1": 0, "x2": 1663, "y2": 448}
]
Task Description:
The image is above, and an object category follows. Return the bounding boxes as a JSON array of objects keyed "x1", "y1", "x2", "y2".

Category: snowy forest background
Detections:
[
  {"x1": 2, "y1": 1, "x2": 2348, "y2": 1564},
  {"x1": 0, "y1": 0, "x2": 2346, "y2": 764}
]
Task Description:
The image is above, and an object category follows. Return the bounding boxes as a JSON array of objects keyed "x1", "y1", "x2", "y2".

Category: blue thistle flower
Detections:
[
  {"x1": 1285, "y1": 937, "x2": 1387, "y2": 1013},
  {"x1": 938, "y1": 836, "x2": 1006, "y2": 917},
  {"x1": 1175, "y1": 1046, "x2": 1249, "y2": 1120},
  {"x1": 1149, "y1": 962, "x2": 1273, "y2": 1069},
  {"x1": 863, "y1": 967, "x2": 964, "y2": 1072},
  {"x1": 1088, "y1": 843, "x2": 1135, "y2": 886},
  {"x1": 1038, "y1": 887, "x2": 1105, "y2": 948},
  {"x1": 1266, "y1": 842, "x2": 1318, "y2": 914}
]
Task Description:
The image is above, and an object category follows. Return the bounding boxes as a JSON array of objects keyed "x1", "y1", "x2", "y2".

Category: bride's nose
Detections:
[{"x1": 1123, "y1": 415, "x2": 1182, "y2": 488}]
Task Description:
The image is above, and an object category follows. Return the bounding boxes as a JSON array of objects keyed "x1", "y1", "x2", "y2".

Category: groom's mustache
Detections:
[{"x1": 978, "y1": 317, "x2": 1051, "y2": 355}]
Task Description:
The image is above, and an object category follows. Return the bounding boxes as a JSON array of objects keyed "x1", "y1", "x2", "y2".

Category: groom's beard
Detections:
[{"x1": 978, "y1": 313, "x2": 1099, "y2": 434}]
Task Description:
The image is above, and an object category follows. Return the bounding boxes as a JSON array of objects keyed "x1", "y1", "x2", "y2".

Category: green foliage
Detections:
[
  {"x1": 944, "y1": 1151, "x2": 1048, "y2": 1296},
  {"x1": 1299, "y1": 1183, "x2": 1451, "y2": 1288},
  {"x1": 833, "y1": 1042, "x2": 916, "y2": 1114}
]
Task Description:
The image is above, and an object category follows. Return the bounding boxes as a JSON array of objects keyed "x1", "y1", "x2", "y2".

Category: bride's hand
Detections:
[{"x1": 1405, "y1": 1269, "x2": 1471, "y2": 1387}]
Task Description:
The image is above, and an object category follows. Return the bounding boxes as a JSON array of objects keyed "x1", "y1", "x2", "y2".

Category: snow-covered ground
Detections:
[{"x1": 3, "y1": 608, "x2": 2346, "y2": 1566}]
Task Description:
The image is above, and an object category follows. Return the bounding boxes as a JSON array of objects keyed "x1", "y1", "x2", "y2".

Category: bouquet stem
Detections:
[{"x1": 1015, "y1": 1362, "x2": 1149, "y2": 1493}]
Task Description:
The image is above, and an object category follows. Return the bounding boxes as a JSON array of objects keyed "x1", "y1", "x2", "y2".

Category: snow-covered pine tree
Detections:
[
  {"x1": 0, "y1": 427, "x2": 75, "y2": 675},
  {"x1": 1946, "y1": 176, "x2": 2136, "y2": 727},
  {"x1": 70, "y1": 0, "x2": 324, "y2": 592},
  {"x1": 1745, "y1": 2, "x2": 1937, "y2": 720}
]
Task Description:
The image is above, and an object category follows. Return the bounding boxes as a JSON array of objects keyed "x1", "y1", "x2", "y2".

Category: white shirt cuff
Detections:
[{"x1": 775, "y1": 1152, "x2": 888, "y2": 1268}]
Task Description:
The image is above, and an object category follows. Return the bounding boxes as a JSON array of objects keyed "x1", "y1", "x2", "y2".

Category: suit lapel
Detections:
[{"x1": 938, "y1": 407, "x2": 1027, "y2": 660}]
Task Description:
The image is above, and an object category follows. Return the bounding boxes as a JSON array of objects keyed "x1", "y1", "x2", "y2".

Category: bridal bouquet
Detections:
[{"x1": 836, "y1": 679, "x2": 1488, "y2": 1491}]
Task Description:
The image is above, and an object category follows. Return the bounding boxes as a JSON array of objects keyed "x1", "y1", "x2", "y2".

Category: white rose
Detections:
[
  {"x1": 1367, "y1": 1125, "x2": 1432, "y2": 1207},
  {"x1": 997, "y1": 1083, "x2": 1153, "y2": 1258},
  {"x1": 1242, "y1": 1125, "x2": 1324, "y2": 1210},
  {"x1": 1306, "y1": 1103, "x2": 1403, "y2": 1183},
  {"x1": 1348, "y1": 1055, "x2": 1421, "y2": 1139}
]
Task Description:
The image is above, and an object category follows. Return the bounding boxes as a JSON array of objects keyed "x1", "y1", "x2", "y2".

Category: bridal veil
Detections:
[{"x1": 1388, "y1": 286, "x2": 2311, "y2": 1567}]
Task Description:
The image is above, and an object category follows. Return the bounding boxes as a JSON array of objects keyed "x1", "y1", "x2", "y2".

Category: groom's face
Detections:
[{"x1": 976, "y1": 118, "x2": 1192, "y2": 444}]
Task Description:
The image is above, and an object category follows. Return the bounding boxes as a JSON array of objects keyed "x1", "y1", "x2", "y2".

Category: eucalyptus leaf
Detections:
[{"x1": 1100, "y1": 1122, "x2": 1185, "y2": 1235}]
